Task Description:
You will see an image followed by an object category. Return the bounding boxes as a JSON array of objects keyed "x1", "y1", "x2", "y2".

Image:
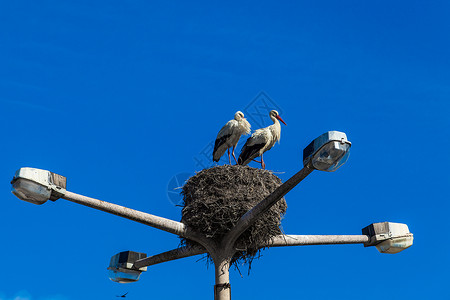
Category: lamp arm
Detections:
[
  {"x1": 62, "y1": 191, "x2": 211, "y2": 247},
  {"x1": 260, "y1": 234, "x2": 369, "y2": 248},
  {"x1": 133, "y1": 245, "x2": 207, "y2": 269}
]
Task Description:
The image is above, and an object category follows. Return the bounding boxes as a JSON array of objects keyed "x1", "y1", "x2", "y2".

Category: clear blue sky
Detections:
[{"x1": 1, "y1": 1, "x2": 449, "y2": 299}]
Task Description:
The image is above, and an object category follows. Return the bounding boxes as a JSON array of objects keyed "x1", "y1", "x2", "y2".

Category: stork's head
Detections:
[
  {"x1": 270, "y1": 110, "x2": 287, "y2": 125},
  {"x1": 234, "y1": 111, "x2": 245, "y2": 120}
]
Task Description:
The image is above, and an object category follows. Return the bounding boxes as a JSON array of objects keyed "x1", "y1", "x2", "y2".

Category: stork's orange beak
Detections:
[{"x1": 276, "y1": 115, "x2": 287, "y2": 125}]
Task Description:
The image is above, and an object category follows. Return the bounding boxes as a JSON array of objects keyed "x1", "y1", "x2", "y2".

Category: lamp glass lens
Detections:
[
  {"x1": 376, "y1": 236, "x2": 414, "y2": 254},
  {"x1": 11, "y1": 179, "x2": 50, "y2": 204},
  {"x1": 108, "y1": 268, "x2": 141, "y2": 283},
  {"x1": 312, "y1": 141, "x2": 351, "y2": 172}
]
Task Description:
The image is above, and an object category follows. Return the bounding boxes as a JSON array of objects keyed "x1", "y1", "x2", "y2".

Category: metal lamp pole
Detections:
[
  {"x1": 58, "y1": 165, "x2": 314, "y2": 300},
  {"x1": 10, "y1": 131, "x2": 413, "y2": 300},
  {"x1": 211, "y1": 165, "x2": 314, "y2": 299}
]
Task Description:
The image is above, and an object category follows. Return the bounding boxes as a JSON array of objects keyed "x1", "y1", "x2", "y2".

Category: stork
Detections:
[
  {"x1": 238, "y1": 110, "x2": 286, "y2": 169},
  {"x1": 213, "y1": 111, "x2": 251, "y2": 164}
]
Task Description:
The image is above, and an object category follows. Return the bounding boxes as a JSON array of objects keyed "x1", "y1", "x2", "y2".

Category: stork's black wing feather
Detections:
[
  {"x1": 238, "y1": 140, "x2": 264, "y2": 165},
  {"x1": 213, "y1": 133, "x2": 231, "y2": 162}
]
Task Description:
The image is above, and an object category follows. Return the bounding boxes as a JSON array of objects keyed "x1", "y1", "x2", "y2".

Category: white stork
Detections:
[
  {"x1": 238, "y1": 110, "x2": 286, "y2": 169},
  {"x1": 213, "y1": 111, "x2": 251, "y2": 164}
]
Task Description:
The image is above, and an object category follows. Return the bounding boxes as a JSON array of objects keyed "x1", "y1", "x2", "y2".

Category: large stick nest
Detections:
[{"x1": 180, "y1": 165, "x2": 287, "y2": 269}]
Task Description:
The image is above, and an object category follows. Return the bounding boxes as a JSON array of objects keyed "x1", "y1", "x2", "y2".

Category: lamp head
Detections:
[
  {"x1": 303, "y1": 131, "x2": 351, "y2": 171},
  {"x1": 362, "y1": 222, "x2": 414, "y2": 254},
  {"x1": 108, "y1": 251, "x2": 147, "y2": 283},
  {"x1": 11, "y1": 167, "x2": 66, "y2": 204}
]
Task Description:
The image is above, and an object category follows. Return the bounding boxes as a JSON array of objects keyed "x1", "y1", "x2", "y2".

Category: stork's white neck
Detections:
[{"x1": 269, "y1": 118, "x2": 281, "y2": 143}]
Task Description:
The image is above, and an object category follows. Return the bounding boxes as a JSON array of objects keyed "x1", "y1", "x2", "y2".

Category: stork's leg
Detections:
[
  {"x1": 261, "y1": 154, "x2": 266, "y2": 169},
  {"x1": 227, "y1": 148, "x2": 232, "y2": 165},
  {"x1": 231, "y1": 145, "x2": 238, "y2": 165},
  {"x1": 252, "y1": 159, "x2": 262, "y2": 163}
]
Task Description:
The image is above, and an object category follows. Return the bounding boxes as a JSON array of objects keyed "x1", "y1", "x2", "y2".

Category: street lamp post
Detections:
[{"x1": 10, "y1": 131, "x2": 413, "y2": 300}]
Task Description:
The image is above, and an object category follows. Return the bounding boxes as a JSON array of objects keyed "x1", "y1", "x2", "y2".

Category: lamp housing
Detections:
[
  {"x1": 108, "y1": 251, "x2": 147, "y2": 283},
  {"x1": 303, "y1": 131, "x2": 351, "y2": 172},
  {"x1": 11, "y1": 167, "x2": 67, "y2": 205},
  {"x1": 362, "y1": 222, "x2": 413, "y2": 254}
]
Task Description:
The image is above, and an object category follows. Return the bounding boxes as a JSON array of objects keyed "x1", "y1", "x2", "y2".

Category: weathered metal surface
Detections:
[
  {"x1": 108, "y1": 251, "x2": 148, "y2": 283},
  {"x1": 362, "y1": 222, "x2": 414, "y2": 253},
  {"x1": 362, "y1": 222, "x2": 412, "y2": 246},
  {"x1": 214, "y1": 258, "x2": 231, "y2": 300},
  {"x1": 132, "y1": 234, "x2": 370, "y2": 270},
  {"x1": 62, "y1": 191, "x2": 210, "y2": 247},
  {"x1": 11, "y1": 167, "x2": 67, "y2": 203},
  {"x1": 110, "y1": 251, "x2": 147, "y2": 271},
  {"x1": 133, "y1": 245, "x2": 206, "y2": 269},
  {"x1": 263, "y1": 234, "x2": 369, "y2": 247}
]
